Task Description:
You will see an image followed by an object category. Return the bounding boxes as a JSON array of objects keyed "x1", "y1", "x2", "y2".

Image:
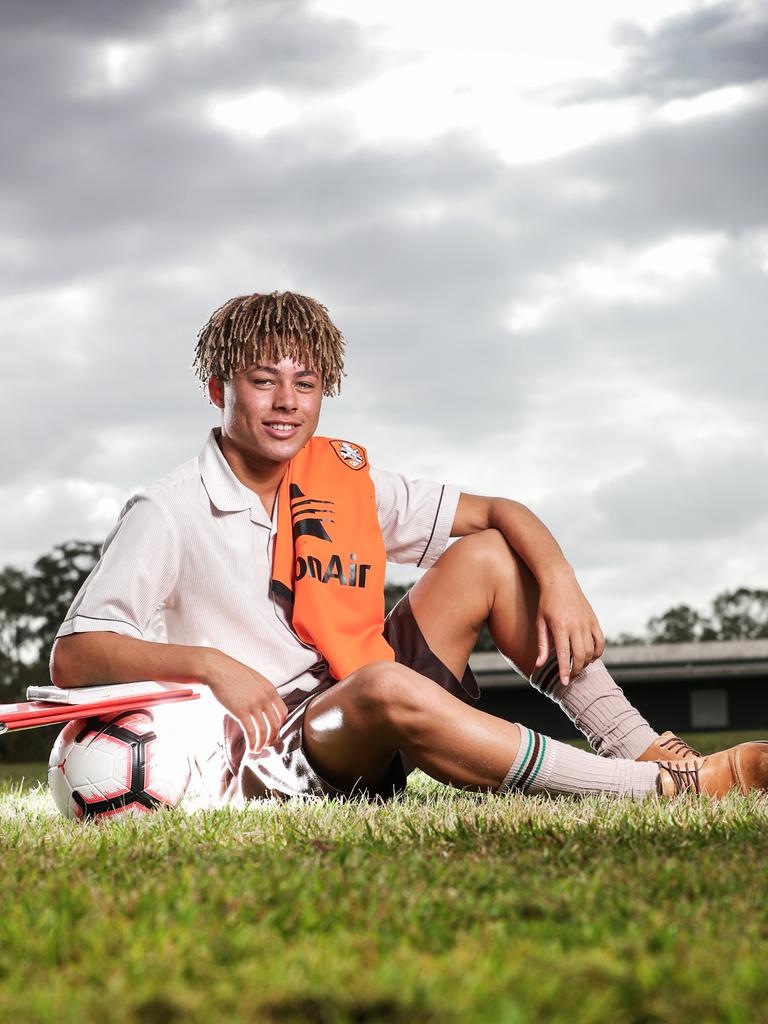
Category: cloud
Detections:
[
  {"x1": 4, "y1": 58, "x2": 767, "y2": 476},
  {"x1": 0, "y1": 475, "x2": 127, "y2": 571},
  {"x1": 559, "y1": 1, "x2": 768, "y2": 103},
  {"x1": 592, "y1": 444, "x2": 768, "y2": 542},
  {"x1": 1, "y1": 0, "x2": 187, "y2": 38},
  {"x1": 561, "y1": 1, "x2": 768, "y2": 104}
]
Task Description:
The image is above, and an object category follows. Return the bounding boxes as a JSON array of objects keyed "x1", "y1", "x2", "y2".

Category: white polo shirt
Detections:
[{"x1": 51, "y1": 428, "x2": 460, "y2": 710}]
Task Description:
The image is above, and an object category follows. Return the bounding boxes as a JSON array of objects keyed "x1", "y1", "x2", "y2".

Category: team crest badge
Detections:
[{"x1": 330, "y1": 439, "x2": 367, "y2": 470}]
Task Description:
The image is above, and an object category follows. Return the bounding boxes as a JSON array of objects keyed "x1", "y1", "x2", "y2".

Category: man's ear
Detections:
[{"x1": 208, "y1": 376, "x2": 225, "y2": 408}]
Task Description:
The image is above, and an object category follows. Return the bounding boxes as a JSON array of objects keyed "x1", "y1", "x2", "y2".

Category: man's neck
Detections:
[{"x1": 215, "y1": 432, "x2": 287, "y2": 515}]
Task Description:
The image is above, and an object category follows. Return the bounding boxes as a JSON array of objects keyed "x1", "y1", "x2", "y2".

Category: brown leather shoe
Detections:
[
  {"x1": 637, "y1": 730, "x2": 701, "y2": 762},
  {"x1": 656, "y1": 741, "x2": 768, "y2": 797}
]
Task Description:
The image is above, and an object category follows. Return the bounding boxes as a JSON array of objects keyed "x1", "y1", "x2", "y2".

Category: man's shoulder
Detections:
[
  {"x1": 144, "y1": 455, "x2": 201, "y2": 500},
  {"x1": 119, "y1": 454, "x2": 204, "y2": 524}
]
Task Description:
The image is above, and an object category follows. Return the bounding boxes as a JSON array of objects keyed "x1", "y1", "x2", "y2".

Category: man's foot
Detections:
[
  {"x1": 637, "y1": 730, "x2": 701, "y2": 762},
  {"x1": 656, "y1": 741, "x2": 768, "y2": 797}
]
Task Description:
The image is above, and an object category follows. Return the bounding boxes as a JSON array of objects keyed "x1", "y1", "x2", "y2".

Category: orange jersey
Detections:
[{"x1": 271, "y1": 437, "x2": 395, "y2": 680}]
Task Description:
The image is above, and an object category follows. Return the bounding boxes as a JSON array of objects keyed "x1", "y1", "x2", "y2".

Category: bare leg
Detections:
[
  {"x1": 303, "y1": 529, "x2": 659, "y2": 791},
  {"x1": 407, "y1": 529, "x2": 659, "y2": 760},
  {"x1": 407, "y1": 528, "x2": 539, "y2": 680},
  {"x1": 304, "y1": 661, "x2": 522, "y2": 792},
  {"x1": 303, "y1": 661, "x2": 660, "y2": 798}
]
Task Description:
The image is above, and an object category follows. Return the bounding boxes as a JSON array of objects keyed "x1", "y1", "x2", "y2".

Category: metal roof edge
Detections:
[{"x1": 468, "y1": 638, "x2": 768, "y2": 675}]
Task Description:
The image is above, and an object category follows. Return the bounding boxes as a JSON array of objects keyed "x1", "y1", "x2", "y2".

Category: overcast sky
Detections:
[{"x1": 2, "y1": 0, "x2": 767, "y2": 637}]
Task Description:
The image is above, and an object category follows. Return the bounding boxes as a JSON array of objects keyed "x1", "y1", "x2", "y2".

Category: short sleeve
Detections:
[
  {"x1": 370, "y1": 467, "x2": 459, "y2": 568},
  {"x1": 49, "y1": 494, "x2": 180, "y2": 673}
]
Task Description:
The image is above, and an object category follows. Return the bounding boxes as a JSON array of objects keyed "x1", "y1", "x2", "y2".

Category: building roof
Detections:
[{"x1": 468, "y1": 639, "x2": 768, "y2": 689}]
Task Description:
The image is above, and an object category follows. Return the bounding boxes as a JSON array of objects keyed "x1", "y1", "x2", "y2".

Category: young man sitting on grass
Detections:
[{"x1": 50, "y1": 291, "x2": 768, "y2": 802}]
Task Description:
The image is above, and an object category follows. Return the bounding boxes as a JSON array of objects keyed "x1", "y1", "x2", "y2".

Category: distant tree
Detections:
[
  {"x1": 608, "y1": 632, "x2": 646, "y2": 648},
  {"x1": 0, "y1": 540, "x2": 101, "y2": 760},
  {"x1": 618, "y1": 588, "x2": 768, "y2": 646},
  {"x1": 0, "y1": 540, "x2": 100, "y2": 696},
  {"x1": 647, "y1": 604, "x2": 717, "y2": 645},
  {"x1": 709, "y1": 588, "x2": 768, "y2": 641},
  {"x1": 0, "y1": 566, "x2": 29, "y2": 684},
  {"x1": 473, "y1": 623, "x2": 497, "y2": 652},
  {"x1": 384, "y1": 584, "x2": 411, "y2": 616}
]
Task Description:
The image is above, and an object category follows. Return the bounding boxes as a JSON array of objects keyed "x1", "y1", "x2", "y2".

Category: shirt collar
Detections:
[{"x1": 198, "y1": 427, "x2": 273, "y2": 526}]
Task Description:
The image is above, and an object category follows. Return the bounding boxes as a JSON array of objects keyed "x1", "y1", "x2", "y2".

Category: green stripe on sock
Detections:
[
  {"x1": 508, "y1": 727, "x2": 534, "y2": 790},
  {"x1": 524, "y1": 735, "x2": 548, "y2": 792}
]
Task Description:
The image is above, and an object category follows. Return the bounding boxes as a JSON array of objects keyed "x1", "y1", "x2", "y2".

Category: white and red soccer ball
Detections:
[{"x1": 48, "y1": 709, "x2": 191, "y2": 820}]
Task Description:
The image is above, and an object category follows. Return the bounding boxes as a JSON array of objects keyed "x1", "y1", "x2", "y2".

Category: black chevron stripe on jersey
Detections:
[{"x1": 289, "y1": 483, "x2": 334, "y2": 542}]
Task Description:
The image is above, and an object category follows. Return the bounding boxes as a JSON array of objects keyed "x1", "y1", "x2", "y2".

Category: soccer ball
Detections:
[{"x1": 48, "y1": 709, "x2": 192, "y2": 820}]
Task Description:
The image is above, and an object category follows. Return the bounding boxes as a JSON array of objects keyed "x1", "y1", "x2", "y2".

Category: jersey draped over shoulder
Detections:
[{"x1": 271, "y1": 436, "x2": 394, "y2": 681}]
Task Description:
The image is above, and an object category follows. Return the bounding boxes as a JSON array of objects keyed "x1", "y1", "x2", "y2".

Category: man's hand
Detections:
[
  {"x1": 534, "y1": 568, "x2": 605, "y2": 686},
  {"x1": 50, "y1": 633, "x2": 287, "y2": 752},
  {"x1": 451, "y1": 493, "x2": 607, "y2": 686},
  {"x1": 202, "y1": 649, "x2": 288, "y2": 753}
]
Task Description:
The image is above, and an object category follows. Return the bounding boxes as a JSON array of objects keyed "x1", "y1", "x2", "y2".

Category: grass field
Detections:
[{"x1": 2, "y1": 731, "x2": 768, "y2": 1023}]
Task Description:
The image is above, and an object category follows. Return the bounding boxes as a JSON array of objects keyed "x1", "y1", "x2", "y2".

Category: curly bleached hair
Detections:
[{"x1": 192, "y1": 290, "x2": 346, "y2": 398}]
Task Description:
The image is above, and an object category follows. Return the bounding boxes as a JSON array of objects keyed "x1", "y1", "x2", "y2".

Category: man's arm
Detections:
[
  {"x1": 52, "y1": 632, "x2": 287, "y2": 753},
  {"x1": 451, "y1": 493, "x2": 605, "y2": 684},
  {"x1": 49, "y1": 495, "x2": 287, "y2": 752},
  {"x1": 51, "y1": 632, "x2": 208, "y2": 689}
]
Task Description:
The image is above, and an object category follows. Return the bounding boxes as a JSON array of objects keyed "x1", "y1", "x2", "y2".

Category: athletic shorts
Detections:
[{"x1": 218, "y1": 593, "x2": 480, "y2": 803}]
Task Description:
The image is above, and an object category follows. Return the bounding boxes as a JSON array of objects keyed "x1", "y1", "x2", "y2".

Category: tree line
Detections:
[{"x1": 611, "y1": 589, "x2": 768, "y2": 646}]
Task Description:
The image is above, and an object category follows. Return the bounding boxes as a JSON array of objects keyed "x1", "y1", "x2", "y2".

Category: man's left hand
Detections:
[{"x1": 534, "y1": 569, "x2": 605, "y2": 686}]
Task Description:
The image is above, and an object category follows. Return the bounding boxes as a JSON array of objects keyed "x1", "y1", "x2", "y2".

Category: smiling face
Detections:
[{"x1": 208, "y1": 356, "x2": 323, "y2": 470}]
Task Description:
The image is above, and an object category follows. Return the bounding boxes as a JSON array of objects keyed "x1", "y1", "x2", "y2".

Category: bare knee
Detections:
[
  {"x1": 305, "y1": 662, "x2": 450, "y2": 755},
  {"x1": 302, "y1": 662, "x2": 420, "y2": 787},
  {"x1": 305, "y1": 661, "x2": 431, "y2": 742},
  {"x1": 451, "y1": 529, "x2": 528, "y2": 589},
  {"x1": 347, "y1": 661, "x2": 425, "y2": 727}
]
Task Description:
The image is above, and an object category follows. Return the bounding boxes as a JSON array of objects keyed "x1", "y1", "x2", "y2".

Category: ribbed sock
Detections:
[
  {"x1": 497, "y1": 724, "x2": 660, "y2": 798},
  {"x1": 529, "y1": 653, "x2": 659, "y2": 760}
]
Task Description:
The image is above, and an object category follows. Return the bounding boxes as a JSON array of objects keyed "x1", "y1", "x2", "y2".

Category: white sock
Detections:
[
  {"x1": 529, "y1": 653, "x2": 659, "y2": 760},
  {"x1": 497, "y1": 724, "x2": 660, "y2": 798}
]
